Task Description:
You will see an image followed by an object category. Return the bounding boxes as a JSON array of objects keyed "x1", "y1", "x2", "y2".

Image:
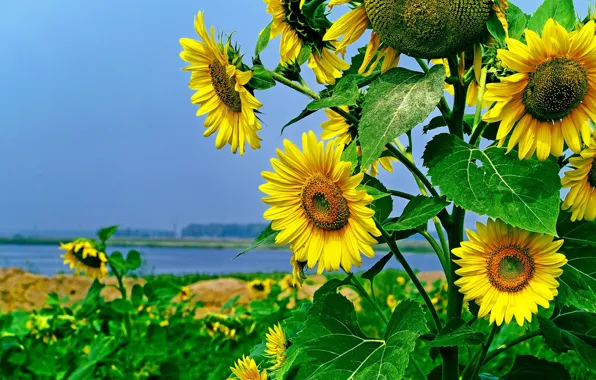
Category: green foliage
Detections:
[
  {"x1": 500, "y1": 355, "x2": 570, "y2": 379},
  {"x1": 528, "y1": 0, "x2": 576, "y2": 33},
  {"x1": 249, "y1": 66, "x2": 276, "y2": 90},
  {"x1": 98, "y1": 225, "x2": 118, "y2": 243},
  {"x1": 236, "y1": 223, "x2": 279, "y2": 258},
  {"x1": 424, "y1": 134, "x2": 561, "y2": 235},
  {"x1": 359, "y1": 66, "x2": 445, "y2": 169},
  {"x1": 383, "y1": 196, "x2": 448, "y2": 232},
  {"x1": 428, "y1": 318, "x2": 485, "y2": 347},
  {"x1": 508, "y1": 3, "x2": 530, "y2": 40},
  {"x1": 360, "y1": 174, "x2": 393, "y2": 223},
  {"x1": 306, "y1": 75, "x2": 360, "y2": 110}
]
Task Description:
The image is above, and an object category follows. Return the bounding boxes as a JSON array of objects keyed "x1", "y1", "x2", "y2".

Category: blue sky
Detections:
[{"x1": 0, "y1": 0, "x2": 587, "y2": 231}]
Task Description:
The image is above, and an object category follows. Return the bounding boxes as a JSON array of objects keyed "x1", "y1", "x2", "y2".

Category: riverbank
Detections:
[{"x1": 0, "y1": 236, "x2": 433, "y2": 253}]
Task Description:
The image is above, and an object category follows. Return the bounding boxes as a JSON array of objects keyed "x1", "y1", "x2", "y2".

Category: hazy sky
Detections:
[{"x1": 0, "y1": 0, "x2": 586, "y2": 231}]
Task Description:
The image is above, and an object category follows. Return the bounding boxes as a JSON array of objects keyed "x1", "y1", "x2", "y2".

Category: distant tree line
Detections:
[
  {"x1": 181, "y1": 223, "x2": 267, "y2": 238},
  {"x1": 114, "y1": 228, "x2": 175, "y2": 238}
]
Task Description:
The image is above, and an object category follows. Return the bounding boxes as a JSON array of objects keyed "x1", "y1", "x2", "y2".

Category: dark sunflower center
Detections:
[
  {"x1": 280, "y1": 0, "x2": 325, "y2": 49},
  {"x1": 301, "y1": 174, "x2": 350, "y2": 231},
  {"x1": 73, "y1": 249, "x2": 103, "y2": 269},
  {"x1": 252, "y1": 283, "x2": 265, "y2": 291},
  {"x1": 209, "y1": 60, "x2": 242, "y2": 112},
  {"x1": 363, "y1": 0, "x2": 492, "y2": 59},
  {"x1": 522, "y1": 58, "x2": 588, "y2": 122},
  {"x1": 588, "y1": 161, "x2": 596, "y2": 188},
  {"x1": 487, "y1": 246, "x2": 534, "y2": 292}
]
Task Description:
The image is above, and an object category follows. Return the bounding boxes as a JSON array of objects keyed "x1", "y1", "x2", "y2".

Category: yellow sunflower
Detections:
[
  {"x1": 264, "y1": 0, "x2": 349, "y2": 84},
  {"x1": 248, "y1": 279, "x2": 273, "y2": 299},
  {"x1": 180, "y1": 11, "x2": 263, "y2": 155},
  {"x1": 261, "y1": 131, "x2": 381, "y2": 273},
  {"x1": 454, "y1": 219, "x2": 567, "y2": 326},
  {"x1": 323, "y1": 3, "x2": 400, "y2": 75},
  {"x1": 290, "y1": 251, "x2": 306, "y2": 287},
  {"x1": 483, "y1": 19, "x2": 596, "y2": 161},
  {"x1": 60, "y1": 240, "x2": 108, "y2": 280},
  {"x1": 321, "y1": 106, "x2": 398, "y2": 176},
  {"x1": 229, "y1": 356, "x2": 267, "y2": 380},
  {"x1": 562, "y1": 134, "x2": 596, "y2": 221},
  {"x1": 264, "y1": 323, "x2": 287, "y2": 369}
]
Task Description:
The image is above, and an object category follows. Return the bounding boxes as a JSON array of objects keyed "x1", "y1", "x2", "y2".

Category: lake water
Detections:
[{"x1": 0, "y1": 245, "x2": 441, "y2": 276}]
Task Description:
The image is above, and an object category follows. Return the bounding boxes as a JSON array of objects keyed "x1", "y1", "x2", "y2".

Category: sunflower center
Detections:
[
  {"x1": 209, "y1": 60, "x2": 242, "y2": 112},
  {"x1": 487, "y1": 246, "x2": 534, "y2": 292},
  {"x1": 522, "y1": 58, "x2": 588, "y2": 122},
  {"x1": 73, "y1": 249, "x2": 104, "y2": 269},
  {"x1": 252, "y1": 283, "x2": 265, "y2": 291},
  {"x1": 301, "y1": 174, "x2": 350, "y2": 231},
  {"x1": 588, "y1": 161, "x2": 596, "y2": 188}
]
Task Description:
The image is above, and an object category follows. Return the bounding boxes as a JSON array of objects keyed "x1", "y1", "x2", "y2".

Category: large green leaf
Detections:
[
  {"x1": 97, "y1": 225, "x2": 118, "y2": 243},
  {"x1": 423, "y1": 134, "x2": 561, "y2": 235},
  {"x1": 359, "y1": 66, "x2": 445, "y2": 169},
  {"x1": 280, "y1": 297, "x2": 427, "y2": 379},
  {"x1": 360, "y1": 175, "x2": 393, "y2": 223},
  {"x1": 236, "y1": 223, "x2": 278, "y2": 258},
  {"x1": 428, "y1": 318, "x2": 485, "y2": 347},
  {"x1": 307, "y1": 75, "x2": 360, "y2": 110},
  {"x1": 500, "y1": 355, "x2": 570, "y2": 379},
  {"x1": 383, "y1": 196, "x2": 448, "y2": 232},
  {"x1": 508, "y1": 3, "x2": 529, "y2": 40},
  {"x1": 556, "y1": 213, "x2": 596, "y2": 312},
  {"x1": 527, "y1": 0, "x2": 575, "y2": 34},
  {"x1": 539, "y1": 313, "x2": 596, "y2": 370},
  {"x1": 255, "y1": 22, "x2": 272, "y2": 56},
  {"x1": 342, "y1": 140, "x2": 360, "y2": 173},
  {"x1": 249, "y1": 66, "x2": 276, "y2": 90}
]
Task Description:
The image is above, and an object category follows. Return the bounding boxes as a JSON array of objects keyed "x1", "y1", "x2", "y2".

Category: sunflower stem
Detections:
[
  {"x1": 418, "y1": 229, "x2": 447, "y2": 275},
  {"x1": 447, "y1": 56, "x2": 466, "y2": 139},
  {"x1": 387, "y1": 189, "x2": 415, "y2": 200},
  {"x1": 268, "y1": 70, "x2": 320, "y2": 100},
  {"x1": 349, "y1": 275, "x2": 388, "y2": 325},
  {"x1": 386, "y1": 144, "x2": 439, "y2": 198},
  {"x1": 376, "y1": 220, "x2": 443, "y2": 332},
  {"x1": 108, "y1": 263, "x2": 132, "y2": 339},
  {"x1": 434, "y1": 218, "x2": 450, "y2": 271},
  {"x1": 470, "y1": 324, "x2": 498, "y2": 379},
  {"x1": 483, "y1": 330, "x2": 542, "y2": 364}
]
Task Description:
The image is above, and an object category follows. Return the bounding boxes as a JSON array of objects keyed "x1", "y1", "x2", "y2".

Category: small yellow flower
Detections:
[
  {"x1": 396, "y1": 277, "x2": 406, "y2": 286},
  {"x1": 82, "y1": 345, "x2": 91, "y2": 355},
  {"x1": 386, "y1": 294, "x2": 398, "y2": 311},
  {"x1": 178, "y1": 286, "x2": 192, "y2": 302},
  {"x1": 265, "y1": 324, "x2": 287, "y2": 369},
  {"x1": 229, "y1": 355, "x2": 267, "y2": 380},
  {"x1": 159, "y1": 320, "x2": 169, "y2": 327}
]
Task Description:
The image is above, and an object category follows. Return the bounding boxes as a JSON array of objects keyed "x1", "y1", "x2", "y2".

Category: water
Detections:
[{"x1": 0, "y1": 245, "x2": 441, "y2": 276}]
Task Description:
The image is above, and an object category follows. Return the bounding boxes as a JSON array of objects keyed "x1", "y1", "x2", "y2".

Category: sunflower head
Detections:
[
  {"x1": 248, "y1": 279, "x2": 273, "y2": 298},
  {"x1": 60, "y1": 239, "x2": 108, "y2": 280},
  {"x1": 265, "y1": 323, "x2": 287, "y2": 369},
  {"x1": 290, "y1": 252, "x2": 307, "y2": 287},
  {"x1": 453, "y1": 219, "x2": 567, "y2": 326},
  {"x1": 363, "y1": 0, "x2": 492, "y2": 59},
  {"x1": 562, "y1": 135, "x2": 596, "y2": 221},
  {"x1": 229, "y1": 355, "x2": 267, "y2": 380}
]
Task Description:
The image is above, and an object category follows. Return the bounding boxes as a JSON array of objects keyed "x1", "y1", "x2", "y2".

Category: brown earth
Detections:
[{"x1": 0, "y1": 268, "x2": 445, "y2": 315}]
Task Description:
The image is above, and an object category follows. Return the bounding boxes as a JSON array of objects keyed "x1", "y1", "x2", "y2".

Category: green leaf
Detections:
[
  {"x1": 341, "y1": 140, "x2": 359, "y2": 172},
  {"x1": 540, "y1": 313, "x2": 596, "y2": 370},
  {"x1": 487, "y1": 13, "x2": 506, "y2": 44},
  {"x1": 306, "y1": 75, "x2": 360, "y2": 110},
  {"x1": 126, "y1": 250, "x2": 142, "y2": 270},
  {"x1": 360, "y1": 174, "x2": 393, "y2": 223},
  {"x1": 280, "y1": 296, "x2": 428, "y2": 379},
  {"x1": 130, "y1": 284, "x2": 144, "y2": 308},
  {"x1": 423, "y1": 134, "x2": 561, "y2": 235},
  {"x1": 109, "y1": 298, "x2": 132, "y2": 314},
  {"x1": 68, "y1": 362, "x2": 97, "y2": 380},
  {"x1": 422, "y1": 116, "x2": 447, "y2": 134},
  {"x1": 384, "y1": 196, "x2": 448, "y2": 232},
  {"x1": 254, "y1": 22, "x2": 271, "y2": 56},
  {"x1": 557, "y1": 212, "x2": 596, "y2": 248},
  {"x1": 359, "y1": 66, "x2": 446, "y2": 169},
  {"x1": 500, "y1": 355, "x2": 570, "y2": 379},
  {"x1": 280, "y1": 107, "x2": 317, "y2": 134},
  {"x1": 236, "y1": 223, "x2": 278, "y2": 258},
  {"x1": 248, "y1": 66, "x2": 276, "y2": 90},
  {"x1": 108, "y1": 251, "x2": 126, "y2": 272},
  {"x1": 361, "y1": 252, "x2": 393, "y2": 281},
  {"x1": 97, "y1": 225, "x2": 118, "y2": 243},
  {"x1": 87, "y1": 336, "x2": 119, "y2": 362},
  {"x1": 508, "y1": 3, "x2": 529, "y2": 40},
  {"x1": 144, "y1": 279, "x2": 181, "y2": 302},
  {"x1": 428, "y1": 318, "x2": 485, "y2": 347},
  {"x1": 358, "y1": 185, "x2": 391, "y2": 201},
  {"x1": 527, "y1": 0, "x2": 575, "y2": 34}
]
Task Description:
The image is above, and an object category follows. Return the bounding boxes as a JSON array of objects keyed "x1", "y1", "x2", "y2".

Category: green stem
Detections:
[
  {"x1": 483, "y1": 330, "x2": 542, "y2": 365},
  {"x1": 376, "y1": 220, "x2": 442, "y2": 332},
  {"x1": 419, "y1": 230, "x2": 447, "y2": 274},
  {"x1": 469, "y1": 121, "x2": 487, "y2": 146},
  {"x1": 387, "y1": 189, "x2": 415, "y2": 200},
  {"x1": 386, "y1": 144, "x2": 439, "y2": 199},
  {"x1": 108, "y1": 262, "x2": 132, "y2": 339},
  {"x1": 434, "y1": 218, "x2": 450, "y2": 272},
  {"x1": 470, "y1": 324, "x2": 498, "y2": 379},
  {"x1": 410, "y1": 356, "x2": 426, "y2": 379},
  {"x1": 447, "y1": 56, "x2": 466, "y2": 138},
  {"x1": 350, "y1": 275, "x2": 388, "y2": 325},
  {"x1": 268, "y1": 70, "x2": 320, "y2": 100}
]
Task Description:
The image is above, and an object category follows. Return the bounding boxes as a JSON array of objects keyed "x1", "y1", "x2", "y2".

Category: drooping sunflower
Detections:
[
  {"x1": 321, "y1": 106, "x2": 398, "y2": 176},
  {"x1": 562, "y1": 134, "x2": 596, "y2": 221},
  {"x1": 454, "y1": 219, "x2": 567, "y2": 326},
  {"x1": 264, "y1": 324, "x2": 287, "y2": 369},
  {"x1": 290, "y1": 251, "x2": 307, "y2": 287},
  {"x1": 324, "y1": 0, "x2": 492, "y2": 61},
  {"x1": 483, "y1": 19, "x2": 596, "y2": 161},
  {"x1": 180, "y1": 11, "x2": 263, "y2": 155},
  {"x1": 229, "y1": 356, "x2": 267, "y2": 380},
  {"x1": 261, "y1": 131, "x2": 381, "y2": 273},
  {"x1": 60, "y1": 240, "x2": 108, "y2": 280},
  {"x1": 264, "y1": 0, "x2": 350, "y2": 84}
]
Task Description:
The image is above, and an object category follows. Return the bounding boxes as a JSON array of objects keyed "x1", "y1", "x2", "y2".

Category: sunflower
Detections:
[
  {"x1": 323, "y1": 3, "x2": 400, "y2": 75},
  {"x1": 180, "y1": 12, "x2": 263, "y2": 155},
  {"x1": 453, "y1": 219, "x2": 567, "y2": 326},
  {"x1": 290, "y1": 252, "x2": 307, "y2": 287},
  {"x1": 261, "y1": 131, "x2": 381, "y2": 273},
  {"x1": 483, "y1": 19, "x2": 596, "y2": 161},
  {"x1": 229, "y1": 356, "x2": 267, "y2": 380},
  {"x1": 321, "y1": 106, "x2": 398, "y2": 176},
  {"x1": 248, "y1": 279, "x2": 273, "y2": 299},
  {"x1": 562, "y1": 134, "x2": 596, "y2": 221},
  {"x1": 264, "y1": 323, "x2": 287, "y2": 369},
  {"x1": 60, "y1": 240, "x2": 108, "y2": 280},
  {"x1": 264, "y1": 0, "x2": 350, "y2": 84},
  {"x1": 386, "y1": 294, "x2": 398, "y2": 311}
]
